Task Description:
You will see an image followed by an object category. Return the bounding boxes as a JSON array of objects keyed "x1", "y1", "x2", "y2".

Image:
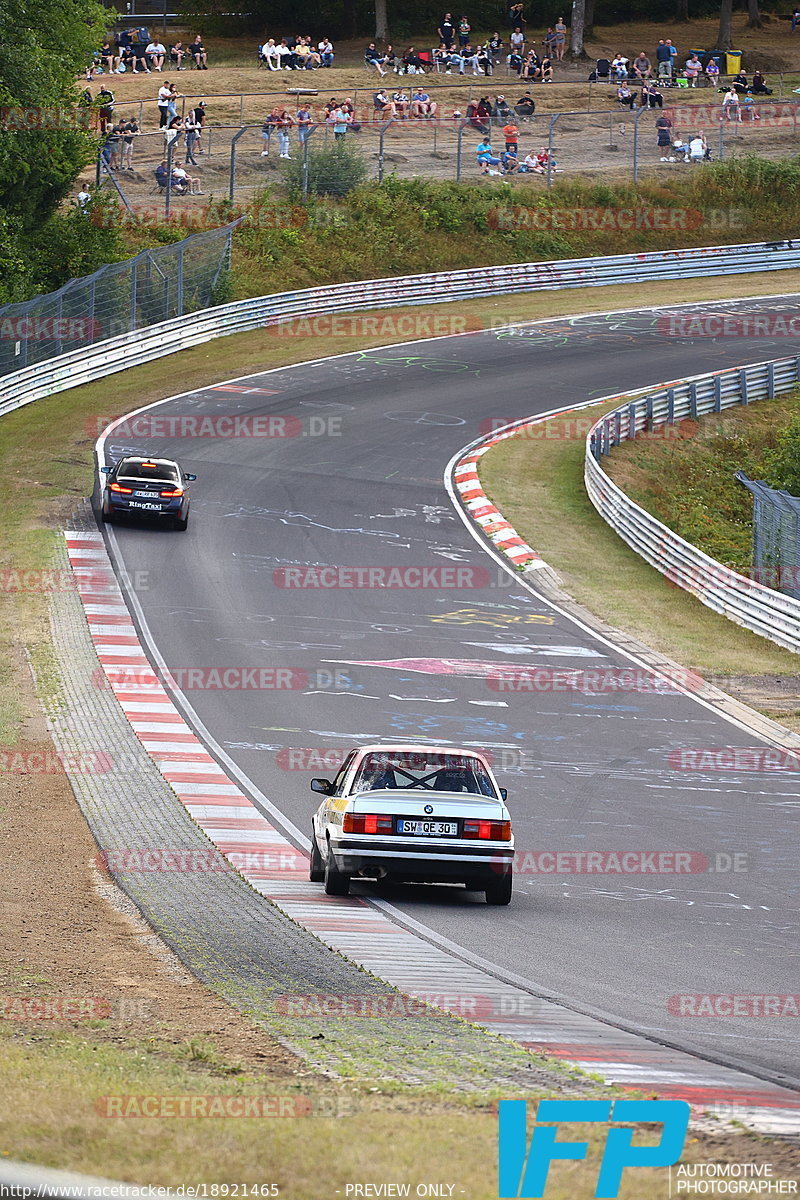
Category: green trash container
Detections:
[{"x1": 726, "y1": 50, "x2": 742, "y2": 75}]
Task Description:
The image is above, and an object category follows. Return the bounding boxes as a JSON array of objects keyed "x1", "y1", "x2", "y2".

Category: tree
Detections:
[
  {"x1": 747, "y1": 0, "x2": 763, "y2": 29},
  {"x1": 717, "y1": 0, "x2": 734, "y2": 50},
  {"x1": 585, "y1": 0, "x2": 595, "y2": 39},
  {"x1": 675, "y1": 0, "x2": 689, "y2": 21},
  {"x1": 375, "y1": 0, "x2": 389, "y2": 41},
  {"x1": 570, "y1": 0, "x2": 587, "y2": 59}
]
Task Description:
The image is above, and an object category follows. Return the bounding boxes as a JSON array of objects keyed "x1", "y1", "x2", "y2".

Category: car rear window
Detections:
[
  {"x1": 352, "y1": 752, "x2": 496, "y2": 796},
  {"x1": 117, "y1": 460, "x2": 179, "y2": 484}
]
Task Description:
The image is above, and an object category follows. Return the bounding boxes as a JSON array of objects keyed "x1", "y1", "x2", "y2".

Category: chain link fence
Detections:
[
  {"x1": 737, "y1": 472, "x2": 800, "y2": 599},
  {"x1": 0, "y1": 221, "x2": 239, "y2": 378}
]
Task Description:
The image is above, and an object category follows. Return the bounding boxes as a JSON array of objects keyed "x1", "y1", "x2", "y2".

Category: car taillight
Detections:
[
  {"x1": 109, "y1": 483, "x2": 133, "y2": 494},
  {"x1": 343, "y1": 813, "x2": 394, "y2": 834},
  {"x1": 159, "y1": 488, "x2": 184, "y2": 497},
  {"x1": 463, "y1": 819, "x2": 511, "y2": 841}
]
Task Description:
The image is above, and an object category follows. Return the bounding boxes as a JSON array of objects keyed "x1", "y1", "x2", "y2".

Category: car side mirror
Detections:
[
  {"x1": 311, "y1": 778, "x2": 333, "y2": 795},
  {"x1": 499, "y1": 788, "x2": 508, "y2": 801},
  {"x1": 184, "y1": 473, "x2": 197, "y2": 481},
  {"x1": 100, "y1": 466, "x2": 111, "y2": 474}
]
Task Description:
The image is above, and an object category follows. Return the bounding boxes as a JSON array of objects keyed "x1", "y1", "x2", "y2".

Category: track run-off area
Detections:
[{"x1": 71, "y1": 295, "x2": 800, "y2": 1129}]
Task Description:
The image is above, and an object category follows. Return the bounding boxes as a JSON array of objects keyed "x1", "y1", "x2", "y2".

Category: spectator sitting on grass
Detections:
[
  {"x1": 170, "y1": 41, "x2": 187, "y2": 69},
  {"x1": 632, "y1": 51, "x2": 651, "y2": 79},
  {"x1": 172, "y1": 164, "x2": 203, "y2": 193},
  {"x1": 100, "y1": 41, "x2": 120, "y2": 73},
  {"x1": 705, "y1": 57, "x2": 720, "y2": 87},
  {"x1": 476, "y1": 137, "x2": 503, "y2": 173},
  {"x1": 392, "y1": 88, "x2": 410, "y2": 117},
  {"x1": 611, "y1": 53, "x2": 629, "y2": 81},
  {"x1": 751, "y1": 70, "x2": 772, "y2": 94},
  {"x1": 466, "y1": 98, "x2": 490, "y2": 135},
  {"x1": 374, "y1": 89, "x2": 396, "y2": 117},
  {"x1": 260, "y1": 39, "x2": 281, "y2": 69},
  {"x1": 501, "y1": 149, "x2": 519, "y2": 173},
  {"x1": 540, "y1": 55, "x2": 553, "y2": 81},
  {"x1": 519, "y1": 150, "x2": 545, "y2": 173},
  {"x1": 155, "y1": 160, "x2": 187, "y2": 192},
  {"x1": 318, "y1": 38, "x2": 335, "y2": 66},
  {"x1": 722, "y1": 87, "x2": 741, "y2": 121},
  {"x1": 684, "y1": 53, "x2": 702, "y2": 86},
  {"x1": 617, "y1": 82, "x2": 636, "y2": 109},
  {"x1": 641, "y1": 80, "x2": 663, "y2": 108},
  {"x1": 411, "y1": 88, "x2": 437, "y2": 118},
  {"x1": 507, "y1": 49, "x2": 523, "y2": 74},
  {"x1": 488, "y1": 31, "x2": 503, "y2": 62},
  {"x1": 190, "y1": 35, "x2": 208, "y2": 69},
  {"x1": 492, "y1": 94, "x2": 513, "y2": 123},
  {"x1": 146, "y1": 39, "x2": 166, "y2": 71},
  {"x1": 514, "y1": 92, "x2": 535, "y2": 118}
]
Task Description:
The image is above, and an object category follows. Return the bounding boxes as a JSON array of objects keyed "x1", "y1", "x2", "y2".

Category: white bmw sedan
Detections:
[{"x1": 309, "y1": 744, "x2": 514, "y2": 904}]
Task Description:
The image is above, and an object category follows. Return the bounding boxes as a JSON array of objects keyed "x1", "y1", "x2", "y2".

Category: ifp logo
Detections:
[{"x1": 498, "y1": 1099, "x2": 690, "y2": 1197}]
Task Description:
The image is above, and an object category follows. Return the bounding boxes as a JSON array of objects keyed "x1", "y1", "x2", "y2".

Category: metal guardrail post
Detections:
[
  {"x1": 229, "y1": 126, "x2": 249, "y2": 203},
  {"x1": 177, "y1": 242, "x2": 185, "y2": 317},
  {"x1": 378, "y1": 119, "x2": 395, "y2": 183}
]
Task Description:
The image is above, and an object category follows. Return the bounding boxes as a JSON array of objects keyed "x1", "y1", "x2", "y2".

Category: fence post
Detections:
[
  {"x1": 718, "y1": 121, "x2": 724, "y2": 160},
  {"x1": 301, "y1": 124, "x2": 317, "y2": 201},
  {"x1": 546, "y1": 113, "x2": 559, "y2": 189},
  {"x1": 229, "y1": 126, "x2": 249, "y2": 202},
  {"x1": 207, "y1": 126, "x2": 213, "y2": 157},
  {"x1": 95, "y1": 148, "x2": 102, "y2": 188},
  {"x1": 130, "y1": 261, "x2": 138, "y2": 333},
  {"x1": 177, "y1": 243, "x2": 185, "y2": 317},
  {"x1": 633, "y1": 105, "x2": 647, "y2": 182},
  {"x1": 456, "y1": 121, "x2": 466, "y2": 182},
  {"x1": 165, "y1": 138, "x2": 174, "y2": 219},
  {"x1": 88, "y1": 278, "x2": 97, "y2": 345},
  {"x1": 378, "y1": 119, "x2": 395, "y2": 183},
  {"x1": 240, "y1": 95, "x2": 245, "y2": 126}
]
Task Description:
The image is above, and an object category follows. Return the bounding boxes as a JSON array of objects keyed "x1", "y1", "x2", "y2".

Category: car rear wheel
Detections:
[
  {"x1": 174, "y1": 514, "x2": 189, "y2": 531},
  {"x1": 485, "y1": 871, "x2": 512, "y2": 906},
  {"x1": 309, "y1": 830, "x2": 324, "y2": 882},
  {"x1": 323, "y1": 842, "x2": 350, "y2": 896},
  {"x1": 101, "y1": 508, "x2": 114, "y2": 524}
]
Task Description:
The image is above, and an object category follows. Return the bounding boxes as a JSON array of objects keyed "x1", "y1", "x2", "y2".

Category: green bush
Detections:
[
  {"x1": 762, "y1": 413, "x2": 800, "y2": 497},
  {"x1": 283, "y1": 142, "x2": 368, "y2": 199}
]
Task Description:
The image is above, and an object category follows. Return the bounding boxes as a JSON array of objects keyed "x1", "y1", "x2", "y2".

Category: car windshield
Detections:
[
  {"x1": 118, "y1": 460, "x2": 179, "y2": 484},
  {"x1": 352, "y1": 752, "x2": 497, "y2": 796}
]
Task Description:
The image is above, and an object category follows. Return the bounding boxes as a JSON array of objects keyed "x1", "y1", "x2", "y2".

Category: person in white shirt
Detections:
[
  {"x1": 76, "y1": 187, "x2": 91, "y2": 209},
  {"x1": 689, "y1": 131, "x2": 708, "y2": 160},
  {"x1": 318, "y1": 38, "x2": 334, "y2": 66},
  {"x1": 146, "y1": 41, "x2": 166, "y2": 71},
  {"x1": 172, "y1": 164, "x2": 203, "y2": 193},
  {"x1": 261, "y1": 39, "x2": 281, "y2": 70}
]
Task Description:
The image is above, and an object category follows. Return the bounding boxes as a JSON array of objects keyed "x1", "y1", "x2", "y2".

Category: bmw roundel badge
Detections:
[{"x1": 424, "y1": 804, "x2": 434, "y2": 814}]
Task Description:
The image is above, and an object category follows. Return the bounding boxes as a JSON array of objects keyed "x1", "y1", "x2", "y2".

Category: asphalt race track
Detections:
[{"x1": 100, "y1": 296, "x2": 800, "y2": 1090}]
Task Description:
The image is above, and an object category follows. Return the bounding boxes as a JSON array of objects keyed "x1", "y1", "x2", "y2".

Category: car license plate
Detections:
[
  {"x1": 134, "y1": 490, "x2": 155, "y2": 497},
  {"x1": 397, "y1": 819, "x2": 458, "y2": 836}
]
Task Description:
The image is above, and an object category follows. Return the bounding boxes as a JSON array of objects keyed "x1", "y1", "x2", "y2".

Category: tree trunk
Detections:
[
  {"x1": 375, "y1": 0, "x2": 388, "y2": 42},
  {"x1": 746, "y1": 0, "x2": 762, "y2": 28},
  {"x1": 341, "y1": 0, "x2": 358, "y2": 39},
  {"x1": 717, "y1": 0, "x2": 733, "y2": 50},
  {"x1": 675, "y1": 0, "x2": 689, "y2": 21},
  {"x1": 570, "y1": 0, "x2": 587, "y2": 59},
  {"x1": 584, "y1": 0, "x2": 595, "y2": 38}
]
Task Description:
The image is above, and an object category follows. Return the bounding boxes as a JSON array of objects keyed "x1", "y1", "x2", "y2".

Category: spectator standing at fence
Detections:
[
  {"x1": 554, "y1": 17, "x2": 567, "y2": 61},
  {"x1": 439, "y1": 13, "x2": 456, "y2": 48},
  {"x1": 95, "y1": 85, "x2": 115, "y2": 134},
  {"x1": 277, "y1": 108, "x2": 293, "y2": 157},
  {"x1": 655, "y1": 111, "x2": 673, "y2": 158},
  {"x1": 502, "y1": 120, "x2": 519, "y2": 155},
  {"x1": 458, "y1": 16, "x2": 471, "y2": 47},
  {"x1": 655, "y1": 40, "x2": 672, "y2": 81},
  {"x1": 190, "y1": 35, "x2": 208, "y2": 69},
  {"x1": 260, "y1": 107, "x2": 280, "y2": 154},
  {"x1": 509, "y1": 3, "x2": 525, "y2": 32},
  {"x1": 120, "y1": 117, "x2": 139, "y2": 169},
  {"x1": 104, "y1": 125, "x2": 122, "y2": 169},
  {"x1": 157, "y1": 81, "x2": 172, "y2": 127},
  {"x1": 164, "y1": 116, "x2": 182, "y2": 153},
  {"x1": 183, "y1": 112, "x2": 200, "y2": 164},
  {"x1": 190, "y1": 100, "x2": 206, "y2": 152},
  {"x1": 296, "y1": 105, "x2": 313, "y2": 144},
  {"x1": 331, "y1": 104, "x2": 351, "y2": 139}
]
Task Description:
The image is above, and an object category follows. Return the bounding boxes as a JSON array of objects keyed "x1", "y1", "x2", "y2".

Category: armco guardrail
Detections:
[
  {"x1": 585, "y1": 355, "x2": 800, "y2": 654},
  {"x1": 2, "y1": 238, "x2": 800, "y2": 422}
]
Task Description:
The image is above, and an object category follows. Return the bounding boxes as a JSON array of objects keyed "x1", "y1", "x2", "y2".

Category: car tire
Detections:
[
  {"x1": 309, "y1": 830, "x2": 325, "y2": 882},
  {"x1": 485, "y1": 871, "x2": 512, "y2": 905},
  {"x1": 323, "y1": 842, "x2": 350, "y2": 896},
  {"x1": 174, "y1": 515, "x2": 189, "y2": 531},
  {"x1": 101, "y1": 508, "x2": 114, "y2": 524}
]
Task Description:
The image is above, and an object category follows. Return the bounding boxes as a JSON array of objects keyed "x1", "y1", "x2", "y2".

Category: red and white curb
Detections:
[
  {"x1": 453, "y1": 434, "x2": 545, "y2": 570},
  {"x1": 66, "y1": 529, "x2": 800, "y2": 1133}
]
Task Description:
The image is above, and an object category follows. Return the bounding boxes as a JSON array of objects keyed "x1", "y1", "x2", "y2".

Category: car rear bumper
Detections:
[{"x1": 330, "y1": 837, "x2": 513, "y2": 882}]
